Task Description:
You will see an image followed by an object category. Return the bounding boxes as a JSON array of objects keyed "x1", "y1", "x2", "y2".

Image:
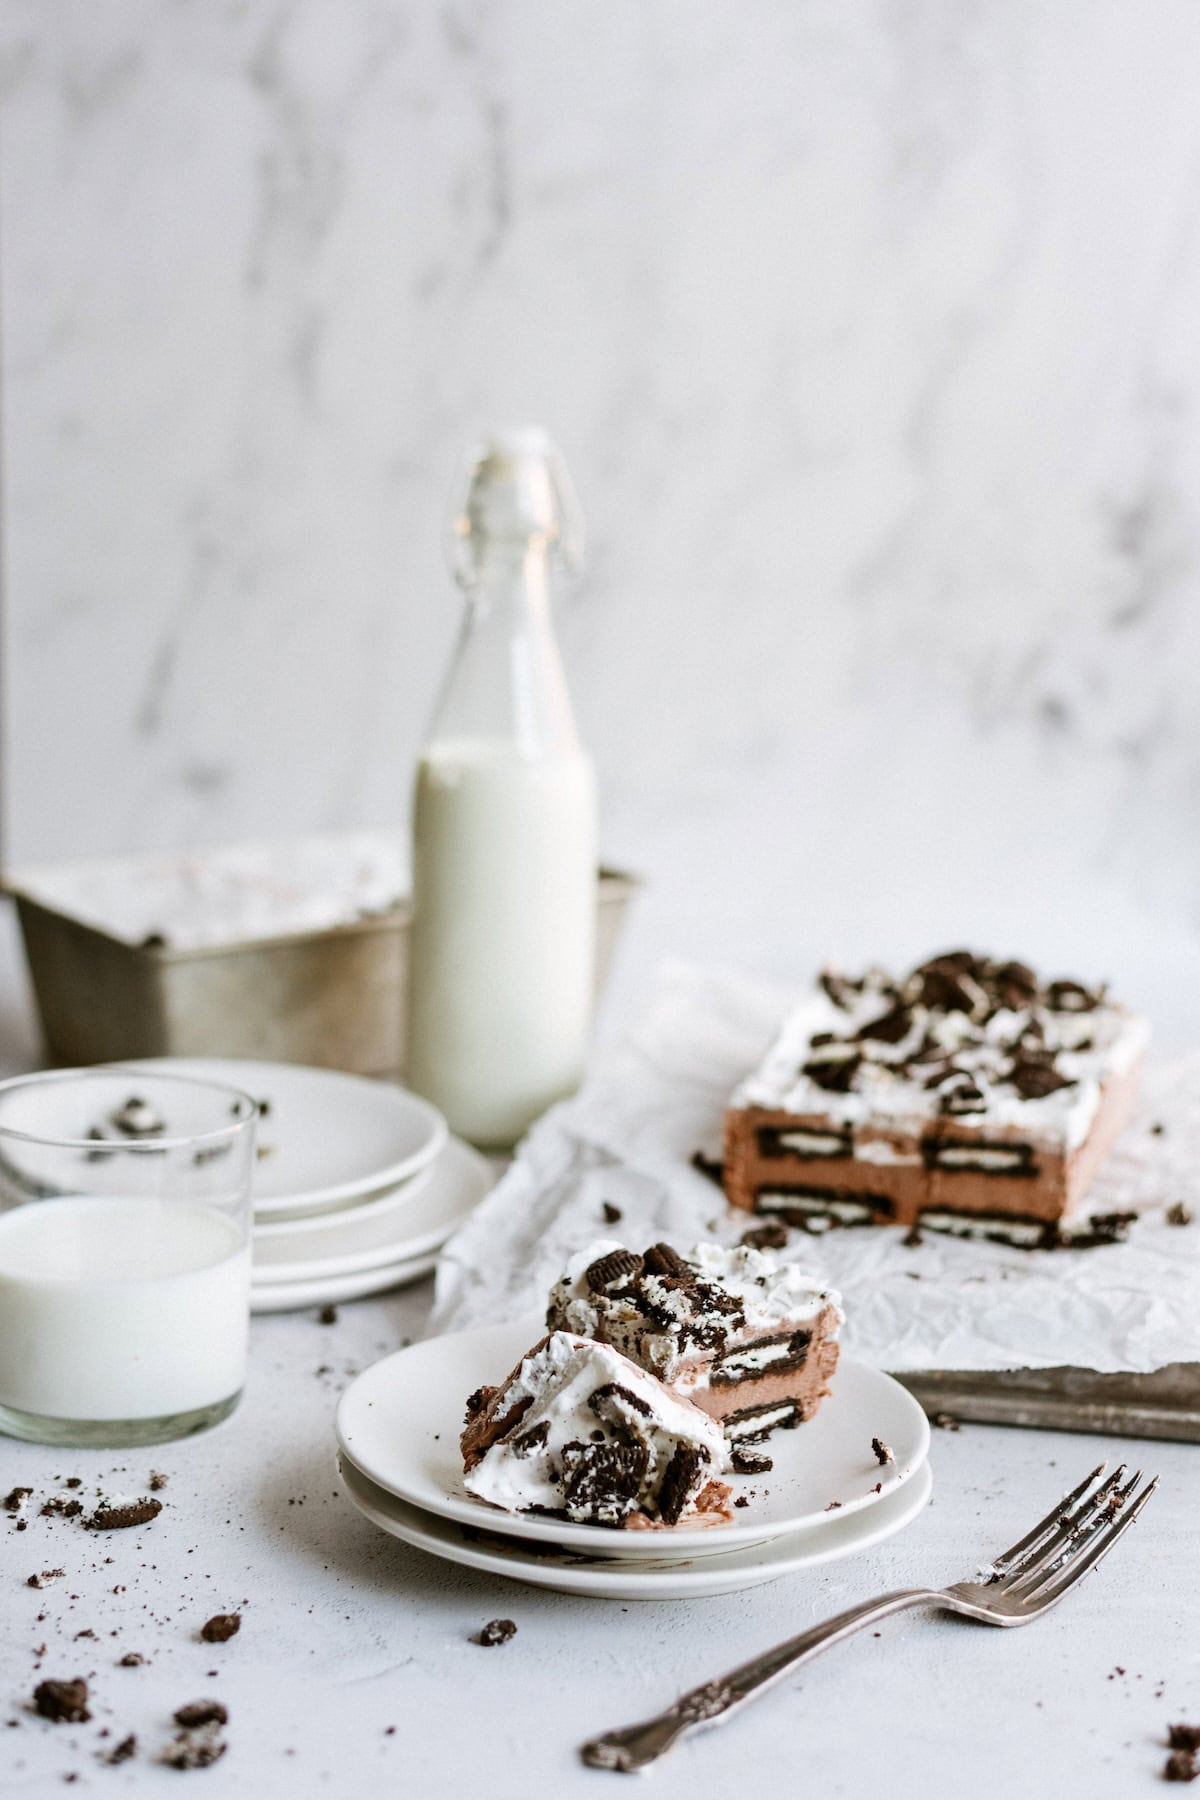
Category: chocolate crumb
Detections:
[
  {"x1": 472, "y1": 1619, "x2": 517, "y2": 1647},
  {"x1": 26, "y1": 1570, "x2": 65, "y2": 1590},
  {"x1": 933, "y1": 1412, "x2": 961, "y2": 1432},
  {"x1": 318, "y1": 1304, "x2": 338, "y2": 1325},
  {"x1": 85, "y1": 1499, "x2": 162, "y2": 1531},
  {"x1": 871, "y1": 1437, "x2": 894, "y2": 1466},
  {"x1": 733, "y1": 1496, "x2": 750, "y2": 1508},
  {"x1": 739, "y1": 1221, "x2": 789, "y2": 1252},
  {"x1": 1170, "y1": 1727, "x2": 1200, "y2": 1753},
  {"x1": 1151, "y1": 1122, "x2": 1166, "y2": 1136},
  {"x1": 601, "y1": 1202, "x2": 623, "y2": 1224},
  {"x1": 1164, "y1": 1750, "x2": 1199, "y2": 1783},
  {"x1": 4, "y1": 1486, "x2": 32, "y2": 1512},
  {"x1": 105, "y1": 1734, "x2": 137, "y2": 1765},
  {"x1": 63, "y1": 1478, "x2": 82, "y2": 1490},
  {"x1": 174, "y1": 1701, "x2": 228, "y2": 1729},
  {"x1": 148, "y1": 1471, "x2": 168, "y2": 1492},
  {"x1": 824, "y1": 1501, "x2": 843, "y2": 1512},
  {"x1": 1167, "y1": 1204, "x2": 1194, "y2": 1228},
  {"x1": 200, "y1": 1613, "x2": 240, "y2": 1644},
  {"x1": 163, "y1": 1730, "x2": 226, "y2": 1770},
  {"x1": 33, "y1": 1679, "x2": 90, "y2": 1723},
  {"x1": 40, "y1": 1497, "x2": 82, "y2": 1518},
  {"x1": 118, "y1": 1653, "x2": 145, "y2": 1668}
]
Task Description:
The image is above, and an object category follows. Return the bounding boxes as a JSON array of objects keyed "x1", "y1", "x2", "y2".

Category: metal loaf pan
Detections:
[
  {"x1": 7, "y1": 854, "x2": 639, "y2": 1081},
  {"x1": 897, "y1": 1363, "x2": 1200, "y2": 1444}
]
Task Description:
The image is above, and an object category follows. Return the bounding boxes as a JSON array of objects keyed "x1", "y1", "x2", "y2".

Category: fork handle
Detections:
[{"x1": 580, "y1": 1587, "x2": 941, "y2": 1772}]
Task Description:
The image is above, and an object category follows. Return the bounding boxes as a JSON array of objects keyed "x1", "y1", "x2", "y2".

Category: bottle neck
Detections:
[
  {"x1": 428, "y1": 538, "x2": 582, "y2": 759},
  {"x1": 465, "y1": 539, "x2": 555, "y2": 625}
]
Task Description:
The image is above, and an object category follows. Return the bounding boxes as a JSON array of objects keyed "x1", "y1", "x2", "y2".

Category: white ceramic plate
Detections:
[
  {"x1": 116, "y1": 1057, "x2": 447, "y2": 1215},
  {"x1": 337, "y1": 1450, "x2": 933, "y2": 1600},
  {"x1": 251, "y1": 1139, "x2": 492, "y2": 1279},
  {"x1": 252, "y1": 1163, "x2": 435, "y2": 1239},
  {"x1": 251, "y1": 1249, "x2": 438, "y2": 1313},
  {"x1": 335, "y1": 1321, "x2": 932, "y2": 1562}
]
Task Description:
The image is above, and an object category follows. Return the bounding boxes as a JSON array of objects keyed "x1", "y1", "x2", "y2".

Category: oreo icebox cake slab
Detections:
[{"x1": 723, "y1": 949, "x2": 1149, "y2": 1247}]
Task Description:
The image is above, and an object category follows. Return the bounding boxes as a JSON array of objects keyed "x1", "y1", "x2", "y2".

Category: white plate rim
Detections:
[
  {"x1": 336, "y1": 1452, "x2": 934, "y2": 1597},
  {"x1": 250, "y1": 1140, "x2": 493, "y2": 1278},
  {"x1": 335, "y1": 1320, "x2": 933, "y2": 1558},
  {"x1": 115, "y1": 1057, "x2": 448, "y2": 1213},
  {"x1": 253, "y1": 1159, "x2": 435, "y2": 1239},
  {"x1": 250, "y1": 1251, "x2": 438, "y2": 1311}
]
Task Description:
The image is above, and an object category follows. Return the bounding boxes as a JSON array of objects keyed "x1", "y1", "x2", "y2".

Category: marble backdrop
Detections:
[{"x1": 3, "y1": 1, "x2": 1200, "y2": 1028}]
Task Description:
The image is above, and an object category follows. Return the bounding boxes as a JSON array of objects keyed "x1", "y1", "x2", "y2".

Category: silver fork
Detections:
[{"x1": 580, "y1": 1461, "x2": 1158, "y2": 1773}]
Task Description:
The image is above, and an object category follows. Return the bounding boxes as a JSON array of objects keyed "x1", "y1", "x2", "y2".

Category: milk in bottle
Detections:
[{"x1": 406, "y1": 431, "x2": 597, "y2": 1148}]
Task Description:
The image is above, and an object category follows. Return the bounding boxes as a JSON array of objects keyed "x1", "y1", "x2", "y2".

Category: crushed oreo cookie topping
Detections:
[
  {"x1": 738, "y1": 951, "x2": 1142, "y2": 1136},
  {"x1": 871, "y1": 1437, "x2": 894, "y2": 1466}
]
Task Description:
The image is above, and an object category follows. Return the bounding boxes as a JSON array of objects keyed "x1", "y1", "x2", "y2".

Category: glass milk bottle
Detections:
[{"x1": 406, "y1": 429, "x2": 597, "y2": 1148}]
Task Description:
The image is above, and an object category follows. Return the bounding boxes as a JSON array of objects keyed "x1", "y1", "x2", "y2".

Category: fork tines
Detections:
[{"x1": 990, "y1": 1463, "x2": 1159, "y2": 1607}]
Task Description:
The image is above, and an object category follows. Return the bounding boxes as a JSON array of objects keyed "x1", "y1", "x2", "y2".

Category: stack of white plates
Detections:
[
  {"x1": 335, "y1": 1321, "x2": 934, "y2": 1600},
  {"x1": 118, "y1": 1058, "x2": 493, "y2": 1313}
]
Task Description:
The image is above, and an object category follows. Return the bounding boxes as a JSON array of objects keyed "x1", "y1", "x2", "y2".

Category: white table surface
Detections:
[{"x1": 1, "y1": 901, "x2": 1197, "y2": 1798}]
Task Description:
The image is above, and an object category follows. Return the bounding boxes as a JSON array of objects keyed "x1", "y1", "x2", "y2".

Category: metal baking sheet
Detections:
[{"x1": 897, "y1": 1363, "x2": 1200, "y2": 1443}]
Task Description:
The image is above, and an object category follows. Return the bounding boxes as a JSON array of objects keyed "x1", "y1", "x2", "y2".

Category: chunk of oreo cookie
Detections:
[
  {"x1": 1009, "y1": 1060, "x2": 1074, "y2": 1100},
  {"x1": 33, "y1": 1679, "x2": 90, "y2": 1724},
  {"x1": 657, "y1": 1444, "x2": 708, "y2": 1527},
  {"x1": 561, "y1": 1442, "x2": 649, "y2": 1525},
  {"x1": 730, "y1": 1448, "x2": 773, "y2": 1475},
  {"x1": 856, "y1": 1003, "x2": 912, "y2": 1045},
  {"x1": 802, "y1": 1050, "x2": 861, "y2": 1093},
  {"x1": 740, "y1": 1221, "x2": 789, "y2": 1251},
  {"x1": 510, "y1": 1421, "x2": 550, "y2": 1458},
  {"x1": 585, "y1": 1249, "x2": 644, "y2": 1292},
  {"x1": 588, "y1": 1382, "x2": 651, "y2": 1425},
  {"x1": 642, "y1": 1243, "x2": 694, "y2": 1280}
]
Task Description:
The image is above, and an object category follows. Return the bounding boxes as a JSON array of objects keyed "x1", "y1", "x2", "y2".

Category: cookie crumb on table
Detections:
[
  {"x1": 472, "y1": 1619, "x2": 517, "y2": 1647},
  {"x1": 199, "y1": 1614, "x2": 241, "y2": 1644}
]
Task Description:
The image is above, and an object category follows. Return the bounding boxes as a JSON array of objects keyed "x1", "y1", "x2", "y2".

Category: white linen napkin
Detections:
[{"x1": 431, "y1": 960, "x2": 1200, "y2": 1375}]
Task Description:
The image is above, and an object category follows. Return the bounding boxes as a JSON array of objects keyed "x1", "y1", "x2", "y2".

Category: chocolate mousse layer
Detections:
[{"x1": 724, "y1": 951, "x2": 1148, "y2": 1241}]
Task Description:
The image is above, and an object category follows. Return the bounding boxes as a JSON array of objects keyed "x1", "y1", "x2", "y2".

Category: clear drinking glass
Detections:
[{"x1": 0, "y1": 1068, "x2": 257, "y2": 1448}]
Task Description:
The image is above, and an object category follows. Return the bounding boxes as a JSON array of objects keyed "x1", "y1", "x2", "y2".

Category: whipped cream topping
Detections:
[
  {"x1": 463, "y1": 1332, "x2": 727, "y2": 1524},
  {"x1": 732, "y1": 954, "x2": 1150, "y2": 1153},
  {"x1": 546, "y1": 1239, "x2": 842, "y2": 1389}
]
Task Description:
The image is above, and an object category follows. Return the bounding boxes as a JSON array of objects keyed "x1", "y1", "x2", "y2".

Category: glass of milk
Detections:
[{"x1": 0, "y1": 1069, "x2": 257, "y2": 1447}]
